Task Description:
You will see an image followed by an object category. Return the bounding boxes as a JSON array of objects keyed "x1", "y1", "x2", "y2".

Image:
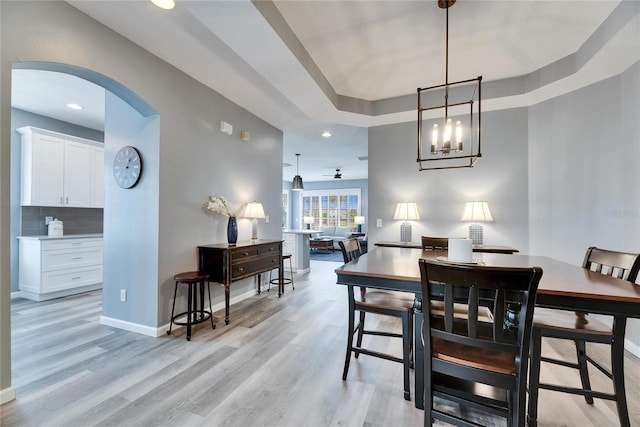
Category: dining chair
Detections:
[
  {"x1": 527, "y1": 247, "x2": 640, "y2": 427},
  {"x1": 338, "y1": 238, "x2": 415, "y2": 400},
  {"x1": 419, "y1": 258, "x2": 542, "y2": 426},
  {"x1": 421, "y1": 236, "x2": 449, "y2": 250}
]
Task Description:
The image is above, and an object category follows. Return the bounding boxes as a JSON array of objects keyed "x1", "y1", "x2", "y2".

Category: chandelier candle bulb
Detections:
[
  {"x1": 431, "y1": 124, "x2": 438, "y2": 153},
  {"x1": 455, "y1": 120, "x2": 463, "y2": 151}
]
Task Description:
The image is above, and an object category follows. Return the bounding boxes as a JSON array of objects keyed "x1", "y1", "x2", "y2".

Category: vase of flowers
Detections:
[{"x1": 204, "y1": 196, "x2": 246, "y2": 245}]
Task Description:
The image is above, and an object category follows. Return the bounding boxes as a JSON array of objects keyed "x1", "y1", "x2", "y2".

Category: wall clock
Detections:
[{"x1": 113, "y1": 146, "x2": 143, "y2": 189}]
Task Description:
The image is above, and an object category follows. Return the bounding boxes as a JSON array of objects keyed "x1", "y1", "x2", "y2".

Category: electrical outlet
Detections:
[
  {"x1": 120, "y1": 289, "x2": 127, "y2": 302},
  {"x1": 376, "y1": 218, "x2": 383, "y2": 227},
  {"x1": 265, "y1": 215, "x2": 269, "y2": 224},
  {"x1": 45, "y1": 216, "x2": 53, "y2": 225}
]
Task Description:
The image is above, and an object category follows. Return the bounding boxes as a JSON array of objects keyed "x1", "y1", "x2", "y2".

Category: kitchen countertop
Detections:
[{"x1": 17, "y1": 234, "x2": 103, "y2": 240}]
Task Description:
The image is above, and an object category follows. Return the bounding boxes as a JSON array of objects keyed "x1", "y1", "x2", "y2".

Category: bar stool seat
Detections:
[
  {"x1": 269, "y1": 253, "x2": 294, "y2": 292},
  {"x1": 167, "y1": 271, "x2": 215, "y2": 341}
]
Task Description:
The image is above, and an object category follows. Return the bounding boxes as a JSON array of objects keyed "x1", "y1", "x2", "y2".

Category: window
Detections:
[{"x1": 302, "y1": 189, "x2": 361, "y2": 228}]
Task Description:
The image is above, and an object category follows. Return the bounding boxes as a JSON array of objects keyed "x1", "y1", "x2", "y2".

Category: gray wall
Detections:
[
  {"x1": 368, "y1": 108, "x2": 529, "y2": 251},
  {"x1": 10, "y1": 108, "x2": 105, "y2": 293},
  {"x1": 528, "y1": 63, "x2": 640, "y2": 346},
  {"x1": 1, "y1": 0, "x2": 283, "y2": 395}
]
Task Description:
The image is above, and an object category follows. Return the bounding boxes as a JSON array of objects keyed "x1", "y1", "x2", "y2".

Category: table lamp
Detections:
[
  {"x1": 303, "y1": 216, "x2": 314, "y2": 230},
  {"x1": 393, "y1": 202, "x2": 420, "y2": 243},
  {"x1": 354, "y1": 216, "x2": 365, "y2": 233},
  {"x1": 461, "y1": 201, "x2": 493, "y2": 245},
  {"x1": 244, "y1": 201, "x2": 266, "y2": 240}
]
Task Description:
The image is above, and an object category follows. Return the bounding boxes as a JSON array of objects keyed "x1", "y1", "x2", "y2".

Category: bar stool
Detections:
[
  {"x1": 268, "y1": 253, "x2": 294, "y2": 292},
  {"x1": 167, "y1": 271, "x2": 215, "y2": 341}
]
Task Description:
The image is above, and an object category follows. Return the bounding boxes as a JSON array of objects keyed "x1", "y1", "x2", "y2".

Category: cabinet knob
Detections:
[
  {"x1": 243, "y1": 252, "x2": 249, "y2": 256},
  {"x1": 237, "y1": 267, "x2": 244, "y2": 272}
]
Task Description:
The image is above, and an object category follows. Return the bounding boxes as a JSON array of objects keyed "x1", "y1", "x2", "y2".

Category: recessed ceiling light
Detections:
[
  {"x1": 66, "y1": 103, "x2": 83, "y2": 110},
  {"x1": 150, "y1": 0, "x2": 175, "y2": 10},
  {"x1": 322, "y1": 131, "x2": 332, "y2": 138}
]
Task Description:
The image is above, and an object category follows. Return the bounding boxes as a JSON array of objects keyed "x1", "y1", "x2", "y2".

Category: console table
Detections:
[
  {"x1": 374, "y1": 241, "x2": 519, "y2": 254},
  {"x1": 198, "y1": 239, "x2": 283, "y2": 325}
]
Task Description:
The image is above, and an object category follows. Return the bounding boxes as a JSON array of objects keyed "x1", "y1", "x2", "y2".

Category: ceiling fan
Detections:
[{"x1": 322, "y1": 168, "x2": 343, "y2": 179}]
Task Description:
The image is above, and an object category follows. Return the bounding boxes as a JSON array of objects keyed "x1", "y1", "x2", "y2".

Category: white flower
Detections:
[{"x1": 204, "y1": 196, "x2": 245, "y2": 217}]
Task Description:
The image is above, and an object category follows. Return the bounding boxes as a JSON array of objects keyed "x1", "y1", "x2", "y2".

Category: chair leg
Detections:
[
  {"x1": 288, "y1": 257, "x2": 295, "y2": 290},
  {"x1": 575, "y1": 339, "x2": 594, "y2": 404},
  {"x1": 355, "y1": 311, "x2": 365, "y2": 358},
  {"x1": 167, "y1": 280, "x2": 179, "y2": 335},
  {"x1": 206, "y1": 281, "x2": 215, "y2": 330},
  {"x1": 611, "y1": 316, "x2": 630, "y2": 427},
  {"x1": 402, "y1": 312, "x2": 411, "y2": 401},
  {"x1": 527, "y1": 328, "x2": 542, "y2": 427},
  {"x1": 343, "y1": 291, "x2": 356, "y2": 381}
]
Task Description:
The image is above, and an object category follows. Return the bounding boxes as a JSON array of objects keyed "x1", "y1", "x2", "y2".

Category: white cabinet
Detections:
[
  {"x1": 282, "y1": 230, "x2": 313, "y2": 273},
  {"x1": 18, "y1": 127, "x2": 104, "y2": 207},
  {"x1": 18, "y1": 236, "x2": 103, "y2": 301}
]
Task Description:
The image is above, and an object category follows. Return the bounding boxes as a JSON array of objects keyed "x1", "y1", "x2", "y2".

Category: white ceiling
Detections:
[{"x1": 11, "y1": 0, "x2": 632, "y2": 182}]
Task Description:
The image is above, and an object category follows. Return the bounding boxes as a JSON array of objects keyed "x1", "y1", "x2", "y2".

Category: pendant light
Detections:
[
  {"x1": 292, "y1": 153, "x2": 304, "y2": 191},
  {"x1": 417, "y1": 0, "x2": 482, "y2": 171}
]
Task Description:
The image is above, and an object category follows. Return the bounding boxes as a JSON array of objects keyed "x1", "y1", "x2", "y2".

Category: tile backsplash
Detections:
[{"x1": 21, "y1": 206, "x2": 103, "y2": 236}]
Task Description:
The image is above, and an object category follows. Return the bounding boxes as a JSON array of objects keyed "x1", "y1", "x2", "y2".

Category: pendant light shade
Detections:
[{"x1": 292, "y1": 153, "x2": 304, "y2": 191}]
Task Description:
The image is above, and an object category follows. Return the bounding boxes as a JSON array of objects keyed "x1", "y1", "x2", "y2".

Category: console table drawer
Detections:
[
  {"x1": 258, "y1": 243, "x2": 280, "y2": 256},
  {"x1": 231, "y1": 256, "x2": 280, "y2": 280},
  {"x1": 231, "y1": 247, "x2": 259, "y2": 261}
]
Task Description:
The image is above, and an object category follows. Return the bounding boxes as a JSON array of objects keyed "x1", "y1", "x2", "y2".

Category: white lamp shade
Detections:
[
  {"x1": 244, "y1": 202, "x2": 265, "y2": 219},
  {"x1": 393, "y1": 202, "x2": 420, "y2": 221},
  {"x1": 354, "y1": 216, "x2": 365, "y2": 225},
  {"x1": 303, "y1": 216, "x2": 314, "y2": 224},
  {"x1": 461, "y1": 201, "x2": 493, "y2": 222}
]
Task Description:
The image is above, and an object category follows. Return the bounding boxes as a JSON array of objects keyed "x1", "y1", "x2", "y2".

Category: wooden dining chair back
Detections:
[
  {"x1": 338, "y1": 239, "x2": 416, "y2": 401},
  {"x1": 421, "y1": 236, "x2": 449, "y2": 251},
  {"x1": 528, "y1": 247, "x2": 640, "y2": 427},
  {"x1": 419, "y1": 259, "x2": 542, "y2": 426},
  {"x1": 340, "y1": 238, "x2": 363, "y2": 263}
]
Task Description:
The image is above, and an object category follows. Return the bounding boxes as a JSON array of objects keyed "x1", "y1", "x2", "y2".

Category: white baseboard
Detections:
[
  {"x1": 101, "y1": 288, "x2": 258, "y2": 337},
  {"x1": 10, "y1": 291, "x2": 21, "y2": 299},
  {"x1": 0, "y1": 386, "x2": 16, "y2": 405},
  {"x1": 625, "y1": 338, "x2": 640, "y2": 358}
]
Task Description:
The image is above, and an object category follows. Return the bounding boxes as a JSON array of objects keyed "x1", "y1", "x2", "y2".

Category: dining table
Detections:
[{"x1": 334, "y1": 246, "x2": 640, "y2": 410}]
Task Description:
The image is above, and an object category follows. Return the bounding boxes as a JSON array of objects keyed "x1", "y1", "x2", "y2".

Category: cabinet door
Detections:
[
  {"x1": 63, "y1": 141, "x2": 92, "y2": 207},
  {"x1": 90, "y1": 146, "x2": 105, "y2": 207},
  {"x1": 29, "y1": 133, "x2": 65, "y2": 206}
]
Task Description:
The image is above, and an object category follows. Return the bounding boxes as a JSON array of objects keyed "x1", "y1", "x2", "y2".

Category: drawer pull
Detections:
[
  {"x1": 72, "y1": 243, "x2": 82, "y2": 246},
  {"x1": 72, "y1": 257, "x2": 83, "y2": 260},
  {"x1": 72, "y1": 276, "x2": 82, "y2": 280},
  {"x1": 237, "y1": 267, "x2": 244, "y2": 272},
  {"x1": 243, "y1": 252, "x2": 249, "y2": 256},
  {"x1": 268, "y1": 248, "x2": 274, "y2": 251}
]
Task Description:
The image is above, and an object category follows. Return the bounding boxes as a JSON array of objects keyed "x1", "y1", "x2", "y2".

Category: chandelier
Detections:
[{"x1": 417, "y1": 0, "x2": 482, "y2": 171}]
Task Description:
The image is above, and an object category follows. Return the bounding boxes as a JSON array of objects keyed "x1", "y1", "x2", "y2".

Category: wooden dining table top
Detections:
[{"x1": 335, "y1": 247, "x2": 640, "y2": 316}]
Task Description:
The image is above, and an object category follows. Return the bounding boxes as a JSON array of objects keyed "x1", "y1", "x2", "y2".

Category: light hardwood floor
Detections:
[{"x1": 3, "y1": 260, "x2": 639, "y2": 426}]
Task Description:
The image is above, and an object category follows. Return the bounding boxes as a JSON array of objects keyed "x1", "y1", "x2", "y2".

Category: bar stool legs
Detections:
[
  {"x1": 167, "y1": 271, "x2": 215, "y2": 341},
  {"x1": 269, "y1": 254, "x2": 294, "y2": 292}
]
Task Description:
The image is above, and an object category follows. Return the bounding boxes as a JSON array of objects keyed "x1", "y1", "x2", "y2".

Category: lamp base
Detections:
[
  {"x1": 469, "y1": 224, "x2": 483, "y2": 245},
  {"x1": 400, "y1": 223, "x2": 412, "y2": 243},
  {"x1": 251, "y1": 219, "x2": 259, "y2": 240}
]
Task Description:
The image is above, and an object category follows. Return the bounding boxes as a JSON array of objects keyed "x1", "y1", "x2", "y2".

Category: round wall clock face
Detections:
[{"x1": 113, "y1": 146, "x2": 143, "y2": 189}]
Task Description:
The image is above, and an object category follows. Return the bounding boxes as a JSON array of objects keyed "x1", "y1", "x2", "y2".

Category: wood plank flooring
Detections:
[{"x1": 3, "y1": 260, "x2": 639, "y2": 426}]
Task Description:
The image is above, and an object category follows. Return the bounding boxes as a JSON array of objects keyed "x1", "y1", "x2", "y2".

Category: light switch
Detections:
[
  {"x1": 376, "y1": 218, "x2": 383, "y2": 227},
  {"x1": 265, "y1": 215, "x2": 269, "y2": 224}
]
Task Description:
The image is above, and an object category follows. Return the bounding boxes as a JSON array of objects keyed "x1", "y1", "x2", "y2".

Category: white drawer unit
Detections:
[{"x1": 18, "y1": 235, "x2": 104, "y2": 301}]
